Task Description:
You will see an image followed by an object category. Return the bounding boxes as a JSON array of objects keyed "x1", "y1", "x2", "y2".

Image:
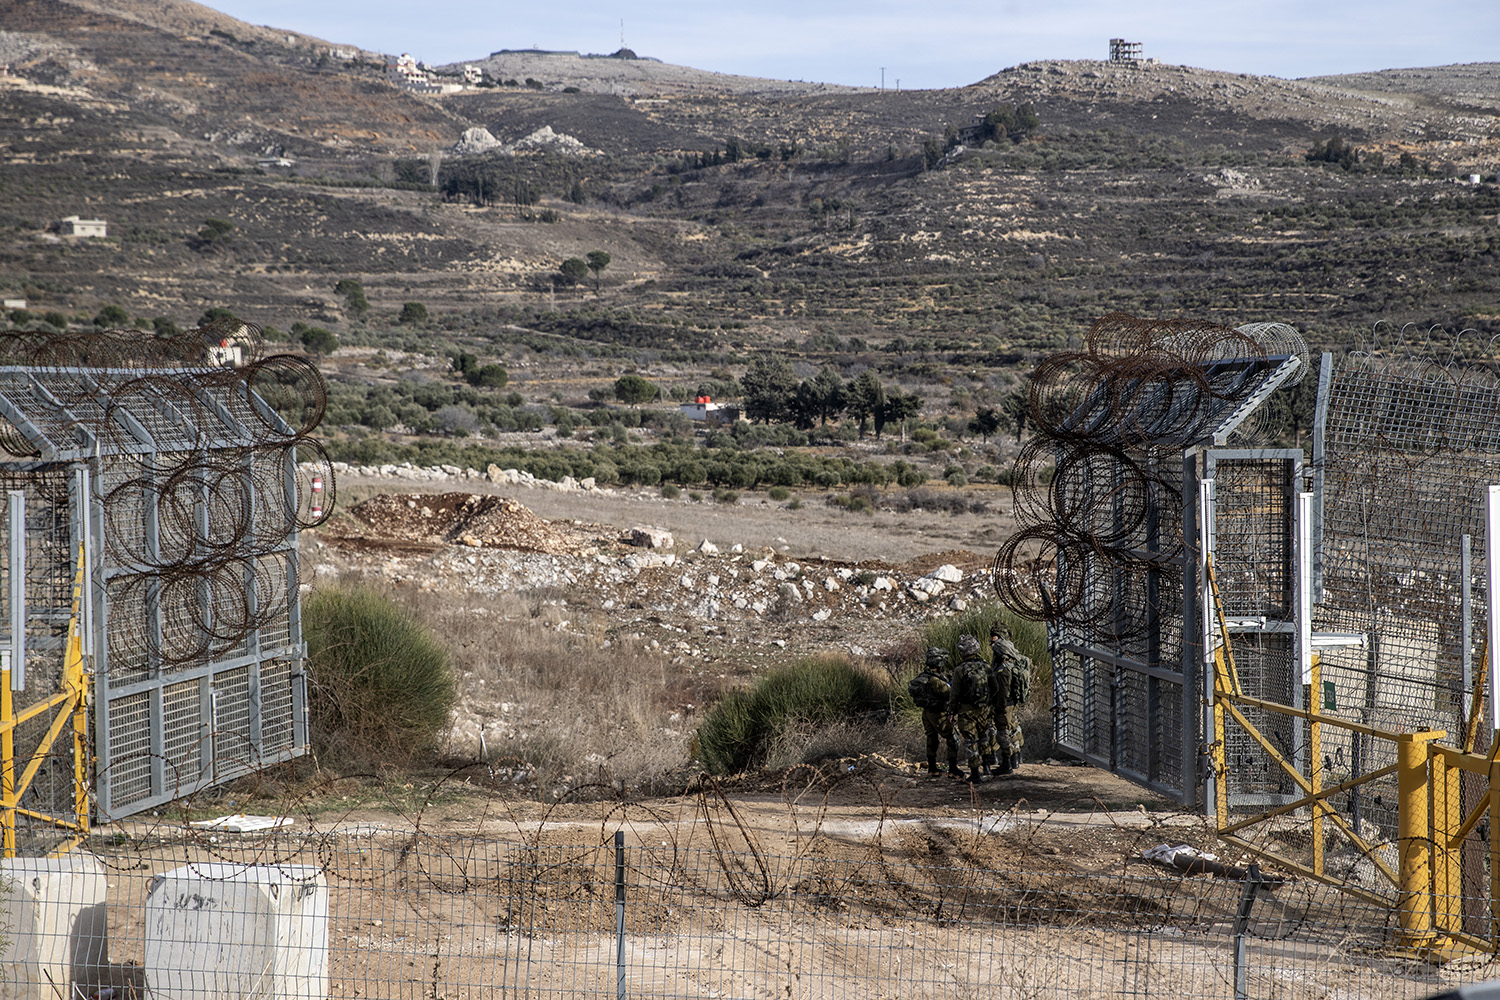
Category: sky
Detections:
[{"x1": 207, "y1": 0, "x2": 1498, "y2": 90}]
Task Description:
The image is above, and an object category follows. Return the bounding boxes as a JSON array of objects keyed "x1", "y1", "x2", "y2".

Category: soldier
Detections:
[
  {"x1": 991, "y1": 623, "x2": 1034, "y2": 771},
  {"x1": 908, "y1": 647, "x2": 960, "y2": 777},
  {"x1": 984, "y1": 638, "x2": 1013, "y2": 777},
  {"x1": 948, "y1": 633, "x2": 995, "y2": 783}
]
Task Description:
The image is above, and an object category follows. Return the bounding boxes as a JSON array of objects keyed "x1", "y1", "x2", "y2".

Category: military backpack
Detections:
[{"x1": 908, "y1": 670, "x2": 949, "y2": 710}]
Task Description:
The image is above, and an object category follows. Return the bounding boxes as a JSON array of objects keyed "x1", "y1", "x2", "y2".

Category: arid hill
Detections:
[{"x1": 0, "y1": 0, "x2": 1496, "y2": 347}]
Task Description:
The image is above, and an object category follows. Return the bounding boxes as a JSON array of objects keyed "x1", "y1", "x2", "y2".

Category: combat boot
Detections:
[
  {"x1": 993, "y1": 755, "x2": 1013, "y2": 776},
  {"x1": 1011, "y1": 751, "x2": 1022, "y2": 771},
  {"x1": 968, "y1": 766, "x2": 990, "y2": 784},
  {"x1": 926, "y1": 758, "x2": 940, "y2": 776}
]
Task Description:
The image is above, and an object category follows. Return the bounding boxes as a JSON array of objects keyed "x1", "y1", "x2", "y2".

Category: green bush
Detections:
[
  {"x1": 302, "y1": 586, "x2": 457, "y2": 767},
  {"x1": 660, "y1": 483, "x2": 681, "y2": 499},
  {"x1": 696, "y1": 656, "x2": 891, "y2": 774},
  {"x1": 768, "y1": 486, "x2": 790, "y2": 501}
]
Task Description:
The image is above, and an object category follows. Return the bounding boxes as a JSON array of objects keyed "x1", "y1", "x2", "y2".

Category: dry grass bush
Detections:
[
  {"x1": 303, "y1": 585, "x2": 458, "y2": 769},
  {"x1": 396, "y1": 583, "x2": 694, "y2": 799}
]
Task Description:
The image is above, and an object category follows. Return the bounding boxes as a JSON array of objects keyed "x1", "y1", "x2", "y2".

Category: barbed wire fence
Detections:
[{"x1": 9, "y1": 763, "x2": 1498, "y2": 1000}]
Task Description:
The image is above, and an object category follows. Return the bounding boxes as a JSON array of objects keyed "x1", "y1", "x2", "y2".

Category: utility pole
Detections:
[{"x1": 880, "y1": 67, "x2": 885, "y2": 90}]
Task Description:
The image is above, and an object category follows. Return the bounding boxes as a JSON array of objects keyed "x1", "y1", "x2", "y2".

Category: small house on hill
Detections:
[
  {"x1": 680, "y1": 396, "x2": 741, "y2": 426},
  {"x1": 59, "y1": 216, "x2": 106, "y2": 238}
]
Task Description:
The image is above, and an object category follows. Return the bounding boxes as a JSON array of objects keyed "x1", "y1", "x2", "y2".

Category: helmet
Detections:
[
  {"x1": 925, "y1": 646, "x2": 949, "y2": 668},
  {"x1": 990, "y1": 622, "x2": 1012, "y2": 640},
  {"x1": 957, "y1": 634, "x2": 981, "y2": 657}
]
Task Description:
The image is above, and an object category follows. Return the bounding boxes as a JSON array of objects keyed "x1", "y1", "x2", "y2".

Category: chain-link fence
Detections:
[{"x1": 9, "y1": 821, "x2": 1500, "y2": 1000}]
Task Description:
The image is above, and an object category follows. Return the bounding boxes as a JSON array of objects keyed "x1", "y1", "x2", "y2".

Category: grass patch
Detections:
[
  {"x1": 696, "y1": 655, "x2": 891, "y2": 774},
  {"x1": 303, "y1": 585, "x2": 458, "y2": 768}
]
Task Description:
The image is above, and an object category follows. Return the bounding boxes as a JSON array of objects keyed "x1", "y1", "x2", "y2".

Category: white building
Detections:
[
  {"x1": 59, "y1": 216, "x2": 106, "y2": 237},
  {"x1": 679, "y1": 396, "x2": 741, "y2": 426},
  {"x1": 463, "y1": 64, "x2": 483, "y2": 85}
]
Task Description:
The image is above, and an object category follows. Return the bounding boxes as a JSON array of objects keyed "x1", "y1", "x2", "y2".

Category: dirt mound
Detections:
[{"x1": 348, "y1": 492, "x2": 602, "y2": 554}]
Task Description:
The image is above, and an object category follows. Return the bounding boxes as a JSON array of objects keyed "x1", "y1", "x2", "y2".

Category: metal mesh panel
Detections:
[
  {"x1": 1116, "y1": 668, "x2": 1150, "y2": 777},
  {"x1": 162, "y1": 678, "x2": 204, "y2": 794},
  {"x1": 104, "y1": 575, "x2": 151, "y2": 683},
  {"x1": 1211, "y1": 458, "x2": 1293, "y2": 619},
  {"x1": 261, "y1": 660, "x2": 294, "y2": 756},
  {"x1": 106, "y1": 690, "x2": 152, "y2": 810},
  {"x1": 1319, "y1": 353, "x2": 1500, "y2": 743},
  {"x1": 213, "y1": 665, "x2": 253, "y2": 774},
  {"x1": 1221, "y1": 634, "x2": 1298, "y2": 804}
]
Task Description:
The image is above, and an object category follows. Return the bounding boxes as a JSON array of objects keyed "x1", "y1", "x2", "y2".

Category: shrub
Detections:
[
  {"x1": 714, "y1": 488, "x2": 739, "y2": 505},
  {"x1": 688, "y1": 491, "x2": 704, "y2": 502},
  {"x1": 302, "y1": 586, "x2": 457, "y2": 767},
  {"x1": 660, "y1": 483, "x2": 681, "y2": 499},
  {"x1": 696, "y1": 656, "x2": 890, "y2": 774},
  {"x1": 768, "y1": 486, "x2": 790, "y2": 501},
  {"x1": 398, "y1": 301, "x2": 428, "y2": 324}
]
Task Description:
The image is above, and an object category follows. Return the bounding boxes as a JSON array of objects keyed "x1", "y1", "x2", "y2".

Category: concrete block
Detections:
[
  {"x1": 145, "y1": 864, "x2": 327, "y2": 1000},
  {"x1": 0, "y1": 853, "x2": 110, "y2": 1000}
]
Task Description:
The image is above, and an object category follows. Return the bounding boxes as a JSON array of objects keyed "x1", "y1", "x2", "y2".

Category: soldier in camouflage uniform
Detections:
[
  {"x1": 991, "y1": 623, "x2": 1034, "y2": 771},
  {"x1": 908, "y1": 647, "x2": 960, "y2": 777},
  {"x1": 983, "y1": 638, "x2": 1013, "y2": 777},
  {"x1": 948, "y1": 633, "x2": 995, "y2": 783}
]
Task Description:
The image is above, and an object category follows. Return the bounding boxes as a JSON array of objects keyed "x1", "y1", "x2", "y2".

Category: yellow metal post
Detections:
[
  {"x1": 63, "y1": 562, "x2": 89, "y2": 836},
  {"x1": 1491, "y1": 758, "x2": 1500, "y2": 949},
  {"x1": 1398, "y1": 730, "x2": 1443, "y2": 945},
  {"x1": 1, "y1": 659, "x2": 12, "y2": 859},
  {"x1": 1309, "y1": 652, "x2": 1323, "y2": 877},
  {"x1": 1434, "y1": 749, "x2": 1463, "y2": 936}
]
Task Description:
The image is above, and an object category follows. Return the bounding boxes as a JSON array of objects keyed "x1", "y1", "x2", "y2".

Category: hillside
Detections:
[{"x1": 0, "y1": 0, "x2": 1496, "y2": 377}]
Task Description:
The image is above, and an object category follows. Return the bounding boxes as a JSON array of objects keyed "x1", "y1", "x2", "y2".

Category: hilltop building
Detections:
[
  {"x1": 59, "y1": 215, "x2": 106, "y2": 237},
  {"x1": 1109, "y1": 39, "x2": 1143, "y2": 63},
  {"x1": 384, "y1": 53, "x2": 460, "y2": 94},
  {"x1": 680, "y1": 396, "x2": 741, "y2": 426}
]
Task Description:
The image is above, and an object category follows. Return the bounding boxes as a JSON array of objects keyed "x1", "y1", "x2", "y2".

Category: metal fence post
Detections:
[
  {"x1": 615, "y1": 830, "x2": 626, "y2": 1000},
  {"x1": 1233, "y1": 863, "x2": 1264, "y2": 1000}
]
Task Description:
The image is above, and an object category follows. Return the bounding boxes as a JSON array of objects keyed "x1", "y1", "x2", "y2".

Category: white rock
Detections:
[
  {"x1": 910, "y1": 577, "x2": 946, "y2": 595},
  {"x1": 751, "y1": 559, "x2": 771, "y2": 573},
  {"x1": 823, "y1": 577, "x2": 840, "y2": 592},
  {"x1": 927, "y1": 564, "x2": 964, "y2": 584},
  {"x1": 811, "y1": 609, "x2": 832, "y2": 622},
  {"x1": 777, "y1": 582, "x2": 803, "y2": 604},
  {"x1": 911, "y1": 590, "x2": 932, "y2": 603},
  {"x1": 629, "y1": 526, "x2": 674, "y2": 549},
  {"x1": 679, "y1": 575, "x2": 695, "y2": 589},
  {"x1": 707, "y1": 574, "x2": 720, "y2": 587},
  {"x1": 698, "y1": 539, "x2": 719, "y2": 555},
  {"x1": 872, "y1": 576, "x2": 894, "y2": 591},
  {"x1": 730, "y1": 544, "x2": 743, "y2": 553},
  {"x1": 949, "y1": 598, "x2": 968, "y2": 611}
]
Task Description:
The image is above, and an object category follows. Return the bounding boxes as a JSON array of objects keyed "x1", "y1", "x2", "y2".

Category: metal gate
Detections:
[{"x1": 0, "y1": 358, "x2": 325, "y2": 845}]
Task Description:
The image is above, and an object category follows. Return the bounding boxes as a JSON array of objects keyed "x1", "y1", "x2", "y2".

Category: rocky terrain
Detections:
[{"x1": 318, "y1": 465, "x2": 1008, "y2": 664}]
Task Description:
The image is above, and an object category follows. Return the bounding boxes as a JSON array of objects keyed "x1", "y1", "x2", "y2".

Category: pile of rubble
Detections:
[{"x1": 348, "y1": 492, "x2": 605, "y2": 555}]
